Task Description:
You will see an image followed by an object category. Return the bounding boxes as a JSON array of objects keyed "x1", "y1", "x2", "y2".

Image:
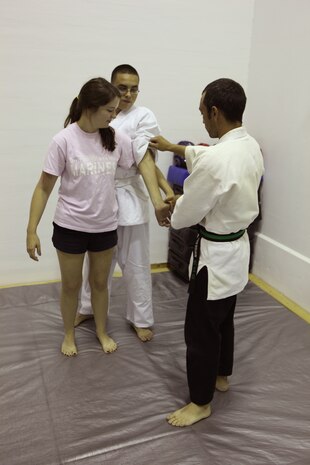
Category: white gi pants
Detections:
[{"x1": 79, "y1": 223, "x2": 154, "y2": 328}]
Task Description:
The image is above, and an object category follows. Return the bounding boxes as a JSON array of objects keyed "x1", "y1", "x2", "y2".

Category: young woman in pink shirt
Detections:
[{"x1": 26, "y1": 77, "x2": 135, "y2": 356}]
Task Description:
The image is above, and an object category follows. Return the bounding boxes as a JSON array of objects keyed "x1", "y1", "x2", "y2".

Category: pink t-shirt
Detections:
[{"x1": 43, "y1": 123, "x2": 134, "y2": 232}]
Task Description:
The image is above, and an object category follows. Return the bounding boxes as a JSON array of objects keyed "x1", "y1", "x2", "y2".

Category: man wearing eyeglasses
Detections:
[{"x1": 75, "y1": 64, "x2": 174, "y2": 342}]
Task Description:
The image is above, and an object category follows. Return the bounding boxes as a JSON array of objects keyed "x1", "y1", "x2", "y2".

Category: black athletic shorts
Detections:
[{"x1": 52, "y1": 222, "x2": 117, "y2": 254}]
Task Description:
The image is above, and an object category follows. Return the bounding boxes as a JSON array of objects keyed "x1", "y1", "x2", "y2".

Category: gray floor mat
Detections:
[{"x1": 0, "y1": 272, "x2": 309, "y2": 465}]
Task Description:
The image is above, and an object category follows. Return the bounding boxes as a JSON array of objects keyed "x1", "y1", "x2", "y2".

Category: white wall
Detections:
[
  {"x1": 245, "y1": 0, "x2": 310, "y2": 312},
  {"x1": 0, "y1": 0, "x2": 255, "y2": 285}
]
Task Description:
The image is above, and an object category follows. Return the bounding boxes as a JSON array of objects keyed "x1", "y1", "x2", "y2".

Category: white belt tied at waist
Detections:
[{"x1": 115, "y1": 174, "x2": 141, "y2": 188}]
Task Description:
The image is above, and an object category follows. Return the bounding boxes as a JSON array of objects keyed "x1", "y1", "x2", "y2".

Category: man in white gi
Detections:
[
  {"x1": 150, "y1": 78, "x2": 264, "y2": 426},
  {"x1": 75, "y1": 64, "x2": 174, "y2": 341}
]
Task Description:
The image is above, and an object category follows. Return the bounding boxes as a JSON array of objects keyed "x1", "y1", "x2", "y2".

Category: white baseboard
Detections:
[{"x1": 252, "y1": 233, "x2": 310, "y2": 314}]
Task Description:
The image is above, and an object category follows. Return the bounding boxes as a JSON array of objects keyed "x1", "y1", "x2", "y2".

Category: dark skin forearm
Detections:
[{"x1": 149, "y1": 136, "x2": 186, "y2": 157}]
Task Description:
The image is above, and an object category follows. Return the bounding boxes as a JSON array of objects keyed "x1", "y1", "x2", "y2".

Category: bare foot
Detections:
[
  {"x1": 216, "y1": 376, "x2": 229, "y2": 392},
  {"x1": 74, "y1": 312, "x2": 94, "y2": 327},
  {"x1": 61, "y1": 334, "x2": 77, "y2": 356},
  {"x1": 133, "y1": 326, "x2": 153, "y2": 342},
  {"x1": 96, "y1": 333, "x2": 117, "y2": 353},
  {"x1": 167, "y1": 402, "x2": 211, "y2": 427}
]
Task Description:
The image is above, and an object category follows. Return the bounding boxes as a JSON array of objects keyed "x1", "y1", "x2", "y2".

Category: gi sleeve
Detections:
[
  {"x1": 132, "y1": 109, "x2": 161, "y2": 164},
  {"x1": 171, "y1": 146, "x2": 221, "y2": 229}
]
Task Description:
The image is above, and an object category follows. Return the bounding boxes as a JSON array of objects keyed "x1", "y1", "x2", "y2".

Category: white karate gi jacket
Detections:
[
  {"x1": 171, "y1": 127, "x2": 264, "y2": 300},
  {"x1": 110, "y1": 106, "x2": 160, "y2": 226}
]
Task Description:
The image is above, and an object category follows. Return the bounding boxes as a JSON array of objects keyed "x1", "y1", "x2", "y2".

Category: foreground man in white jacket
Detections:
[{"x1": 150, "y1": 78, "x2": 264, "y2": 427}]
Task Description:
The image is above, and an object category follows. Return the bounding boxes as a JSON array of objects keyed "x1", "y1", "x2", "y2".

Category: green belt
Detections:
[
  {"x1": 197, "y1": 225, "x2": 245, "y2": 242},
  {"x1": 188, "y1": 225, "x2": 246, "y2": 293}
]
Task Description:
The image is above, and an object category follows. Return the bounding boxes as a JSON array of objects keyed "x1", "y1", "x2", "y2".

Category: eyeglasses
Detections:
[{"x1": 117, "y1": 86, "x2": 140, "y2": 96}]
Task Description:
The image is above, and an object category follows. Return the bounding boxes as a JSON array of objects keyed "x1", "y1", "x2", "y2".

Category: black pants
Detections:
[{"x1": 185, "y1": 266, "x2": 237, "y2": 405}]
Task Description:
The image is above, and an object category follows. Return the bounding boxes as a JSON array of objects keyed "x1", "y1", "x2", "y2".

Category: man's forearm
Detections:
[
  {"x1": 149, "y1": 136, "x2": 186, "y2": 158},
  {"x1": 167, "y1": 144, "x2": 186, "y2": 158},
  {"x1": 155, "y1": 166, "x2": 174, "y2": 197},
  {"x1": 137, "y1": 150, "x2": 165, "y2": 208}
]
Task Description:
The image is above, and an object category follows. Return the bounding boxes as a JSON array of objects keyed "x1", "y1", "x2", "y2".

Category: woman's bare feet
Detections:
[
  {"x1": 74, "y1": 313, "x2": 94, "y2": 327},
  {"x1": 96, "y1": 332, "x2": 117, "y2": 353},
  {"x1": 61, "y1": 333, "x2": 77, "y2": 356},
  {"x1": 215, "y1": 376, "x2": 229, "y2": 392},
  {"x1": 167, "y1": 402, "x2": 211, "y2": 427},
  {"x1": 133, "y1": 326, "x2": 153, "y2": 342}
]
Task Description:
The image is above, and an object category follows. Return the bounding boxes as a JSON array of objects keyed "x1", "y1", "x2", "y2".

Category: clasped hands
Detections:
[{"x1": 155, "y1": 194, "x2": 180, "y2": 227}]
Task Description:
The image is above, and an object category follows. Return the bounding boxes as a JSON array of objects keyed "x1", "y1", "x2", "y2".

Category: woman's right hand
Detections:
[{"x1": 27, "y1": 232, "x2": 41, "y2": 261}]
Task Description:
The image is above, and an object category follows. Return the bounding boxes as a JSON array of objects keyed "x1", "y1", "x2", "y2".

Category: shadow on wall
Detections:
[{"x1": 248, "y1": 177, "x2": 263, "y2": 272}]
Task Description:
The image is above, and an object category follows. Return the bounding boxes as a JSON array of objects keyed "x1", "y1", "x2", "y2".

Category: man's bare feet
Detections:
[
  {"x1": 167, "y1": 402, "x2": 211, "y2": 427},
  {"x1": 61, "y1": 334, "x2": 77, "y2": 356},
  {"x1": 215, "y1": 376, "x2": 229, "y2": 392},
  {"x1": 133, "y1": 326, "x2": 153, "y2": 342},
  {"x1": 96, "y1": 333, "x2": 117, "y2": 353},
  {"x1": 74, "y1": 312, "x2": 94, "y2": 327}
]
